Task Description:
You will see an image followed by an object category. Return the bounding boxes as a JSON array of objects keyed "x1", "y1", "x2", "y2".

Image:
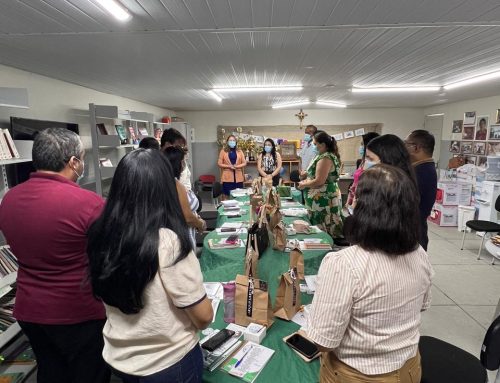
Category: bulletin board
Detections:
[{"x1": 218, "y1": 123, "x2": 382, "y2": 165}]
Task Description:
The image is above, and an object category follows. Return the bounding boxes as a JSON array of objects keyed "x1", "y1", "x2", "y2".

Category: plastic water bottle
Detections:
[{"x1": 223, "y1": 281, "x2": 236, "y2": 323}]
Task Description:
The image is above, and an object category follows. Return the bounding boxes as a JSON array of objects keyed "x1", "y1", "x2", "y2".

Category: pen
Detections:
[{"x1": 234, "y1": 345, "x2": 253, "y2": 368}]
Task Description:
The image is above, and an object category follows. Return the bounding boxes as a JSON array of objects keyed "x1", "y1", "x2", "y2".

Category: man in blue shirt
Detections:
[
  {"x1": 405, "y1": 130, "x2": 438, "y2": 251},
  {"x1": 299, "y1": 124, "x2": 318, "y2": 172}
]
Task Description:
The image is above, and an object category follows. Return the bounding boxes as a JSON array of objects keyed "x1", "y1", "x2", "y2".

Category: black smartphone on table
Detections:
[
  {"x1": 201, "y1": 329, "x2": 236, "y2": 352},
  {"x1": 285, "y1": 333, "x2": 320, "y2": 359}
]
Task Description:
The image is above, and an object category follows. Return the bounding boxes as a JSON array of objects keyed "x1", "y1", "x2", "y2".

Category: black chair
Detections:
[
  {"x1": 460, "y1": 194, "x2": 500, "y2": 263},
  {"x1": 290, "y1": 170, "x2": 301, "y2": 186},
  {"x1": 212, "y1": 181, "x2": 222, "y2": 207},
  {"x1": 196, "y1": 194, "x2": 217, "y2": 231},
  {"x1": 419, "y1": 336, "x2": 487, "y2": 383},
  {"x1": 481, "y1": 314, "x2": 500, "y2": 381}
]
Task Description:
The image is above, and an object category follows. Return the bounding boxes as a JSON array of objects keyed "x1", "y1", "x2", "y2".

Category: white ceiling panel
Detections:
[{"x1": 1, "y1": 1, "x2": 500, "y2": 110}]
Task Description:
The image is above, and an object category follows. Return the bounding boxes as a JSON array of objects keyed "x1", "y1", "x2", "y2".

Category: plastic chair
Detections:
[
  {"x1": 199, "y1": 174, "x2": 216, "y2": 190},
  {"x1": 460, "y1": 195, "x2": 500, "y2": 262},
  {"x1": 419, "y1": 336, "x2": 487, "y2": 383}
]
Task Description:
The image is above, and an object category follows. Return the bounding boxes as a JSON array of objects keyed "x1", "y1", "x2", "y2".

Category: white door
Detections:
[{"x1": 424, "y1": 115, "x2": 444, "y2": 166}]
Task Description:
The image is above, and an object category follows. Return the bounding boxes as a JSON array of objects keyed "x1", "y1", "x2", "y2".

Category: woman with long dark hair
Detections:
[
  {"x1": 257, "y1": 138, "x2": 283, "y2": 186},
  {"x1": 218, "y1": 135, "x2": 247, "y2": 198},
  {"x1": 307, "y1": 164, "x2": 433, "y2": 383},
  {"x1": 297, "y1": 131, "x2": 344, "y2": 240},
  {"x1": 365, "y1": 134, "x2": 417, "y2": 184},
  {"x1": 87, "y1": 149, "x2": 213, "y2": 382},
  {"x1": 346, "y1": 132, "x2": 379, "y2": 208}
]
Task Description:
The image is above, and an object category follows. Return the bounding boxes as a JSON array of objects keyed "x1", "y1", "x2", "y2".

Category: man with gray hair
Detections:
[{"x1": 0, "y1": 128, "x2": 109, "y2": 383}]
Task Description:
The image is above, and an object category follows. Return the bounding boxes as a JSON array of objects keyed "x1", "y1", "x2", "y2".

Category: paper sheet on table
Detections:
[
  {"x1": 204, "y1": 282, "x2": 224, "y2": 299},
  {"x1": 281, "y1": 208, "x2": 308, "y2": 217},
  {"x1": 211, "y1": 299, "x2": 220, "y2": 322},
  {"x1": 216, "y1": 228, "x2": 248, "y2": 236},
  {"x1": 221, "y1": 222, "x2": 243, "y2": 229},
  {"x1": 292, "y1": 304, "x2": 312, "y2": 330},
  {"x1": 304, "y1": 275, "x2": 317, "y2": 293},
  {"x1": 223, "y1": 342, "x2": 275, "y2": 383}
]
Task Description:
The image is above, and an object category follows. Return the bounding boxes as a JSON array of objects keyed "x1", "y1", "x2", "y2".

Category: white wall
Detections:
[
  {"x1": 0, "y1": 64, "x2": 173, "y2": 148},
  {"x1": 180, "y1": 108, "x2": 425, "y2": 142},
  {"x1": 424, "y1": 94, "x2": 500, "y2": 141}
]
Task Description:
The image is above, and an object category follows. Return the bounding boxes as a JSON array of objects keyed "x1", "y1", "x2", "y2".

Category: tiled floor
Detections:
[
  {"x1": 26, "y1": 220, "x2": 500, "y2": 382},
  {"x1": 422, "y1": 223, "x2": 500, "y2": 382}
]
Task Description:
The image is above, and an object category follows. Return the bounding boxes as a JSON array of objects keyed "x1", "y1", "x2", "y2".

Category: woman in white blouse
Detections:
[{"x1": 307, "y1": 164, "x2": 433, "y2": 383}]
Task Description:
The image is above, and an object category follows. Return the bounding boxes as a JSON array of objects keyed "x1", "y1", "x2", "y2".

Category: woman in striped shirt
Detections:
[{"x1": 307, "y1": 164, "x2": 433, "y2": 383}]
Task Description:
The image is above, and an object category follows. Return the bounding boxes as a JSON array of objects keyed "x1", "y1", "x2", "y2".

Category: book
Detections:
[
  {"x1": 0, "y1": 133, "x2": 12, "y2": 160},
  {"x1": 154, "y1": 127, "x2": 163, "y2": 140},
  {"x1": 138, "y1": 127, "x2": 149, "y2": 137},
  {"x1": 300, "y1": 239, "x2": 332, "y2": 250},
  {"x1": 128, "y1": 127, "x2": 137, "y2": 141},
  {"x1": 222, "y1": 342, "x2": 275, "y2": 383},
  {"x1": 3, "y1": 340, "x2": 36, "y2": 364},
  {"x1": 99, "y1": 158, "x2": 113, "y2": 167},
  {"x1": 201, "y1": 324, "x2": 246, "y2": 372},
  {"x1": 208, "y1": 238, "x2": 243, "y2": 249},
  {"x1": 0, "y1": 372, "x2": 25, "y2": 383},
  {"x1": 114, "y1": 125, "x2": 127, "y2": 143},
  {"x1": 96, "y1": 123, "x2": 108, "y2": 135},
  {"x1": 2, "y1": 130, "x2": 20, "y2": 158}
]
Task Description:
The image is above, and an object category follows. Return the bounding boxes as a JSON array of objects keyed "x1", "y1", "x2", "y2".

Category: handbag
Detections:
[
  {"x1": 276, "y1": 179, "x2": 292, "y2": 198},
  {"x1": 248, "y1": 207, "x2": 269, "y2": 258},
  {"x1": 272, "y1": 221, "x2": 287, "y2": 251},
  {"x1": 289, "y1": 246, "x2": 305, "y2": 280}
]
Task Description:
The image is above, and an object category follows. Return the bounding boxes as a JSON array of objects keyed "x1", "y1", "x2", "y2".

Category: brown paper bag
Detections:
[
  {"x1": 251, "y1": 177, "x2": 262, "y2": 194},
  {"x1": 250, "y1": 194, "x2": 263, "y2": 208},
  {"x1": 272, "y1": 221, "x2": 287, "y2": 251},
  {"x1": 266, "y1": 188, "x2": 281, "y2": 209},
  {"x1": 244, "y1": 233, "x2": 259, "y2": 278},
  {"x1": 269, "y1": 205, "x2": 282, "y2": 229},
  {"x1": 235, "y1": 274, "x2": 274, "y2": 328},
  {"x1": 290, "y1": 247, "x2": 305, "y2": 280},
  {"x1": 273, "y1": 267, "x2": 301, "y2": 321}
]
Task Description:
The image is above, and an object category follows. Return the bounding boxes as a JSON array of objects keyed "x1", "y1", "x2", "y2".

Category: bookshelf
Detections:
[
  {"x1": 89, "y1": 104, "x2": 154, "y2": 196},
  {"x1": 0, "y1": 334, "x2": 37, "y2": 381}
]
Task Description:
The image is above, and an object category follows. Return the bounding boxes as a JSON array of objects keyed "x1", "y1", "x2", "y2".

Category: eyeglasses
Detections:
[{"x1": 404, "y1": 141, "x2": 418, "y2": 148}]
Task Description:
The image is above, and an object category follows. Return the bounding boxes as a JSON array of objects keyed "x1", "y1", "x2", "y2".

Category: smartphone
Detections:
[
  {"x1": 286, "y1": 333, "x2": 320, "y2": 359},
  {"x1": 202, "y1": 329, "x2": 236, "y2": 352}
]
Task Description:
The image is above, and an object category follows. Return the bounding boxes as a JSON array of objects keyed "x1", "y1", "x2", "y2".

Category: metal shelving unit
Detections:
[{"x1": 89, "y1": 104, "x2": 154, "y2": 196}]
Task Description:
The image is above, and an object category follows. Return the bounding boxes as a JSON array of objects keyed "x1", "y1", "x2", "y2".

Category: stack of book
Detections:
[
  {"x1": 0, "y1": 289, "x2": 16, "y2": 332},
  {"x1": 201, "y1": 324, "x2": 245, "y2": 372},
  {"x1": 0, "y1": 247, "x2": 18, "y2": 278},
  {"x1": 0, "y1": 130, "x2": 20, "y2": 160},
  {"x1": 0, "y1": 372, "x2": 25, "y2": 383},
  {"x1": 208, "y1": 237, "x2": 242, "y2": 250},
  {"x1": 301, "y1": 239, "x2": 333, "y2": 251}
]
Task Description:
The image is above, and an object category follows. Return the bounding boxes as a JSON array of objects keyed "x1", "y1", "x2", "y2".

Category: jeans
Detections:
[
  {"x1": 18, "y1": 319, "x2": 110, "y2": 383},
  {"x1": 113, "y1": 344, "x2": 203, "y2": 383}
]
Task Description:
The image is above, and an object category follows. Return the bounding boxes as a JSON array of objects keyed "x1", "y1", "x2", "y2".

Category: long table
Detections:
[{"x1": 200, "y1": 195, "x2": 335, "y2": 383}]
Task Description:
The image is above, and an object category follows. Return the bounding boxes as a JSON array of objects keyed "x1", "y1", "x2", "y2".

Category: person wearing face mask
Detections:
[
  {"x1": 299, "y1": 124, "x2": 318, "y2": 172},
  {"x1": 218, "y1": 135, "x2": 247, "y2": 198},
  {"x1": 365, "y1": 135, "x2": 417, "y2": 185},
  {"x1": 346, "y1": 132, "x2": 379, "y2": 210},
  {"x1": 0, "y1": 128, "x2": 110, "y2": 383},
  {"x1": 297, "y1": 131, "x2": 345, "y2": 240},
  {"x1": 257, "y1": 138, "x2": 283, "y2": 186}
]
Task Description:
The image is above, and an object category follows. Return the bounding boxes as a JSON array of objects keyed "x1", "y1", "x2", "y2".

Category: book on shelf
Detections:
[
  {"x1": 0, "y1": 289, "x2": 16, "y2": 332},
  {"x1": 2, "y1": 130, "x2": 20, "y2": 159},
  {"x1": 0, "y1": 372, "x2": 25, "y2": 383},
  {"x1": 0, "y1": 133, "x2": 11, "y2": 160},
  {"x1": 114, "y1": 125, "x2": 127, "y2": 144},
  {"x1": 2, "y1": 340, "x2": 36, "y2": 364},
  {"x1": 222, "y1": 341, "x2": 275, "y2": 383},
  {"x1": 154, "y1": 127, "x2": 162, "y2": 140},
  {"x1": 0, "y1": 247, "x2": 18, "y2": 277},
  {"x1": 138, "y1": 127, "x2": 149, "y2": 137},
  {"x1": 99, "y1": 158, "x2": 113, "y2": 167},
  {"x1": 96, "y1": 123, "x2": 108, "y2": 135}
]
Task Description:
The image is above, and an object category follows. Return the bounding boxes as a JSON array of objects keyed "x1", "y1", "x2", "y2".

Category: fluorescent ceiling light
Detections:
[
  {"x1": 426, "y1": 113, "x2": 444, "y2": 117},
  {"x1": 315, "y1": 100, "x2": 347, "y2": 108},
  {"x1": 95, "y1": 0, "x2": 131, "y2": 21},
  {"x1": 352, "y1": 86, "x2": 440, "y2": 93},
  {"x1": 272, "y1": 100, "x2": 310, "y2": 109},
  {"x1": 444, "y1": 71, "x2": 500, "y2": 90},
  {"x1": 207, "y1": 90, "x2": 222, "y2": 102},
  {"x1": 213, "y1": 86, "x2": 303, "y2": 92}
]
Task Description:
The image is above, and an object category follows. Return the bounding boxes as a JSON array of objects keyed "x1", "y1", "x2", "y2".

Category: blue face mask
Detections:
[
  {"x1": 358, "y1": 146, "x2": 365, "y2": 157},
  {"x1": 364, "y1": 160, "x2": 377, "y2": 170},
  {"x1": 228, "y1": 140, "x2": 236, "y2": 148},
  {"x1": 264, "y1": 145, "x2": 272, "y2": 153},
  {"x1": 312, "y1": 143, "x2": 318, "y2": 154},
  {"x1": 304, "y1": 134, "x2": 312, "y2": 142}
]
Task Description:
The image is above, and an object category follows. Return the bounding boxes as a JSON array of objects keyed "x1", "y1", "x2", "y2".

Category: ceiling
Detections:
[{"x1": 2, "y1": 0, "x2": 500, "y2": 110}]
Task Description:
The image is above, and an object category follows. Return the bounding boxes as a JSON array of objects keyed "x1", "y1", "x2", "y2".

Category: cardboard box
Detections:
[
  {"x1": 428, "y1": 204, "x2": 458, "y2": 227},
  {"x1": 436, "y1": 181, "x2": 472, "y2": 206}
]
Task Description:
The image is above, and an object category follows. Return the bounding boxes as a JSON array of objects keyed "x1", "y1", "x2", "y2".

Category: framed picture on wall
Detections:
[
  {"x1": 478, "y1": 156, "x2": 487, "y2": 168},
  {"x1": 490, "y1": 125, "x2": 500, "y2": 140},
  {"x1": 333, "y1": 133, "x2": 343, "y2": 141},
  {"x1": 462, "y1": 125, "x2": 475, "y2": 140},
  {"x1": 473, "y1": 142, "x2": 486, "y2": 155},
  {"x1": 354, "y1": 128, "x2": 365, "y2": 136},
  {"x1": 279, "y1": 143, "x2": 297, "y2": 159},
  {"x1": 344, "y1": 131, "x2": 355, "y2": 139},
  {"x1": 465, "y1": 155, "x2": 477, "y2": 165},
  {"x1": 452, "y1": 120, "x2": 463, "y2": 133},
  {"x1": 464, "y1": 111, "x2": 476, "y2": 125},
  {"x1": 449, "y1": 141, "x2": 461, "y2": 153},
  {"x1": 475, "y1": 116, "x2": 489, "y2": 140},
  {"x1": 461, "y1": 141, "x2": 473, "y2": 154},
  {"x1": 496, "y1": 109, "x2": 500, "y2": 124},
  {"x1": 487, "y1": 142, "x2": 500, "y2": 155}
]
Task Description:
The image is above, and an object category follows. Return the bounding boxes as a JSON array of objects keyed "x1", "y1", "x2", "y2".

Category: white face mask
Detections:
[{"x1": 72, "y1": 157, "x2": 85, "y2": 181}]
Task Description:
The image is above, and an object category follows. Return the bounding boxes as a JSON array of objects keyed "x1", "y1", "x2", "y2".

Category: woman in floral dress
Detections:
[{"x1": 298, "y1": 131, "x2": 344, "y2": 239}]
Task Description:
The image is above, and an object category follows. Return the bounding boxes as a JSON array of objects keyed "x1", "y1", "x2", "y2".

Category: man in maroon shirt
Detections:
[{"x1": 0, "y1": 128, "x2": 110, "y2": 383}]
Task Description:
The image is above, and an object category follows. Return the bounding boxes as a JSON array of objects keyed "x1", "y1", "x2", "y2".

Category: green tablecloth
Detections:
[{"x1": 200, "y1": 196, "x2": 334, "y2": 383}]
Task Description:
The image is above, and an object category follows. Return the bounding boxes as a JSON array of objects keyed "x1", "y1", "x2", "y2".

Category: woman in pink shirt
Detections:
[{"x1": 346, "y1": 132, "x2": 379, "y2": 209}]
